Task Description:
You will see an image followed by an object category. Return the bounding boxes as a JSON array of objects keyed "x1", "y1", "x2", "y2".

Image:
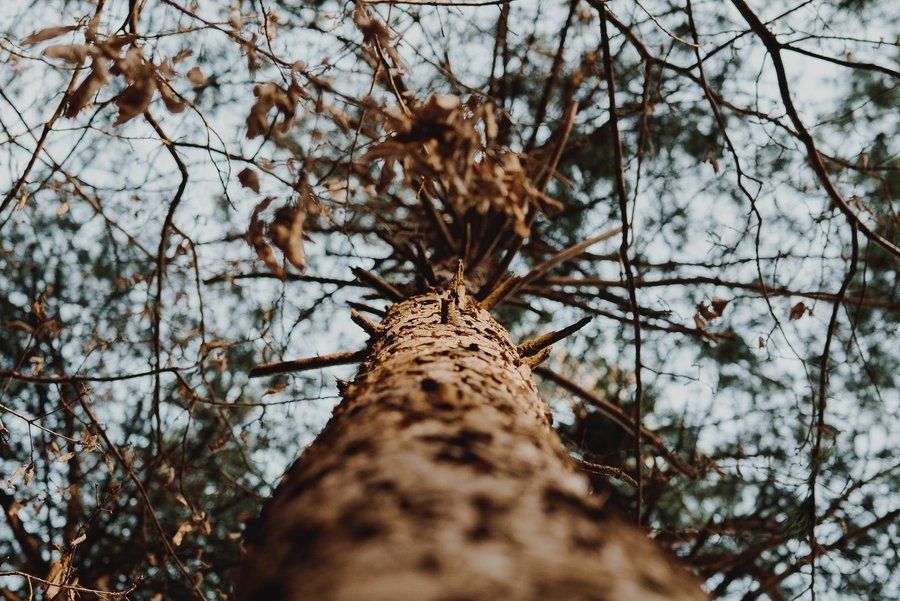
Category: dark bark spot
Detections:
[
  {"x1": 420, "y1": 429, "x2": 493, "y2": 446},
  {"x1": 285, "y1": 524, "x2": 323, "y2": 558},
  {"x1": 434, "y1": 448, "x2": 493, "y2": 472},
  {"x1": 343, "y1": 438, "x2": 373, "y2": 456},
  {"x1": 467, "y1": 494, "x2": 495, "y2": 541},
  {"x1": 471, "y1": 494, "x2": 493, "y2": 510},
  {"x1": 572, "y1": 532, "x2": 604, "y2": 550},
  {"x1": 398, "y1": 493, "x2": 439, "y2": 521},
  {"x1": 355, "y1": 467, "x2": 378, "y2": 481},
  {"x1": 399, "y1": 410, "x2": 427, "y2": 428},
  {"x1": 467, "y1": 523, "x2": 491, "y2": 540},
  {"x1": 349, "y1": 521, "x2": 383, "y2": 540},
  {"x1": 418, "y1": 553, "x2": 441, "y2": 572},
  {"x1": 423, "y1": 429, "x2": 495, "y2": 472},
  {"x1": 372, "y1": 479, "x2": 397, "y2": 492}
]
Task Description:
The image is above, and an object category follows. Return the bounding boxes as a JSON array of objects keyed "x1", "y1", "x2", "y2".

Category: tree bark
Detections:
[{"x1": 236, "y1": 287, "x2": 705, "y2": 600}]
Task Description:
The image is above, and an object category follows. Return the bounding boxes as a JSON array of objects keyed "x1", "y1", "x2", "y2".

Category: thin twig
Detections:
[{"x1": 598, "y1": 4, "x2": 644, "y2": 524}]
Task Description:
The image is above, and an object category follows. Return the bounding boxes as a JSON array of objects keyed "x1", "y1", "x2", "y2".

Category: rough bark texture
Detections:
[{"x1": 237, "y1": 288, "x2": 705, "y2": 600}]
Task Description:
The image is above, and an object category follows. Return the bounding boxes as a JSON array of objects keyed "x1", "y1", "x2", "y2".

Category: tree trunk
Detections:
[{"x1": 236, "y1": 286, "x2": 705, "y2": 600}]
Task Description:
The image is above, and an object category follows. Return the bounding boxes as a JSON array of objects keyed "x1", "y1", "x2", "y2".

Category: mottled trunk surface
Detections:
[{"x1": 237, "y1": 289, "x2": 704, "y2": 600}]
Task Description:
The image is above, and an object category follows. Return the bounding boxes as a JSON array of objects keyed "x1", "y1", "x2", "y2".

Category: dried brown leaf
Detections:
[
  {"x1": 246, "y1": 82, "x2": 297, "y2": 139},
  {"x1": 115, "y1": 76, "x2": 157, "y2": 124},
  {"x1": 696, "y1": 301, "x2": 715, "y2": 321},
  {"x1": 186, "y1": 66, "x2": 207, "y2": 86},
  {"x1": 172, "y1": 49, "x2": 193, "y2": 64},
  {"x1": 238, "y1": 167, "x2": 261, "y2": 193},
  {"x1": 22, "y1": 25, "x2": 77, "y2": 45},
  {"x1": 55, "y1": 451, "x2": 76, "y2": 463},
  {"x1": 247, "y1": 197, "x2": 283, "y2": 277},
  {"x1": 693, "y1": 313, "x2": 707, "y2": 331},
  {"x1": 269, "y1": 205, "x2": 306, "y2": 272},
  {"x1": 109, "y1": 48, "x2": 158, "y2": 124},
  {"x1": 45, "y1": 554, "x2": 71, "y2": 598},
  {"x1": 64, "y1": 59, "x2": 109, "y2": 118},
  {"x1": 42, "y1": 44, "x2": 88, "y2": 64},
  {"x1": 172, "y1": 521, "x2": 194, "y2": 546},
  {"x1": 789, "y1": 301, "x2": 807, "y2": 321},
  {"x1": 711, "y1": 297, "x2": 729, "y2": 317},
  {"x1": 157, "y1": 78, "x2": 186, "y2": 114}
]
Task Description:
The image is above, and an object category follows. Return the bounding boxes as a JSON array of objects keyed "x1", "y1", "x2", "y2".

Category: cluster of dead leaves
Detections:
[
  {"x1": 693, "y1": 297, "x2": 729, "y2": 331},
  {"x1": 353, "y1": 2, "x2": 405, "y2": 69},
  {"x1": 245, "y1": 177, "x2": 317, "y2": 277},
  {"x1": 4, "y1": 289, "x2": 63, "y2": 346},
  {"x1": 361, "y1": 94, "x2": 561, "y2": 237},
  {"x1": 245, "y1": 80, "x2": 307, "y2": 139},
  {"x1": 22, "y1": 22, "x2": 203, "y2": 123}
]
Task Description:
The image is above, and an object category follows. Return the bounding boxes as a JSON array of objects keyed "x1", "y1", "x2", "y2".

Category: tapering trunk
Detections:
[{"x1": 236, "y1": 287, "x2": 704, "y2": 600}]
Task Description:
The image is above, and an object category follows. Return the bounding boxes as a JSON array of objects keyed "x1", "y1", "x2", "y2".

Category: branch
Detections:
[
  {"x1": 781, "y1": 43, "x2": 900, "y2": 79},
  {"x1": 144, "y1": 112, "x2": 188, "y2": 456},
  {"x1": 597, "y1": 3, "x2": 645, "y2": 526},
  {"x1": 517, "y1": 316, "x2": 592, "y2": 357},
  {"x1": 204, "y1": 272, "x2": 360, "y2": 288},
  {"x1": 350, "y1": 309, "x2": 385, "y2": 338},
  {"x1": 0, "y1": 366, "x2": 187, "y2": 384},
  {"x1": 574, "y1": 458, "x2": 639, "y2": 488},
  {"x1": 347, "y1": 301, "x2": 387, "y2": 317},
  {"x1": 0, "y1": 489, "x2": 48, "y2": 576},
  {"x1": 730, "y1": 0, "x2": 900, "y2": 260},
  {"x1": 481, "y1": 226, "x2": 622, "y2": 309},
  {"x1": 351, "y1": 267, "x2": 405, "y2": 301},
  {"x1": 249, "y1": 349, "x2": 367, "y2": 379},
  {"x1": 535, "y1": 366, "x2": 702, "y2": 480},
  {"x1": 541, "y1": 275, "x2": 900, "y2": 310},
  {"x1": 74, "y1": 390, "x2": 205, "y2": 599},
  {"x1": 744, "y1": 509, "x2": 900, "y2": 601}
]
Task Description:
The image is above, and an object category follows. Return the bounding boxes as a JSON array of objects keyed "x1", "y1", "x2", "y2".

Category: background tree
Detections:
[{"x1": 0, "y1": 0, "x2": 897, "y2": 599}]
